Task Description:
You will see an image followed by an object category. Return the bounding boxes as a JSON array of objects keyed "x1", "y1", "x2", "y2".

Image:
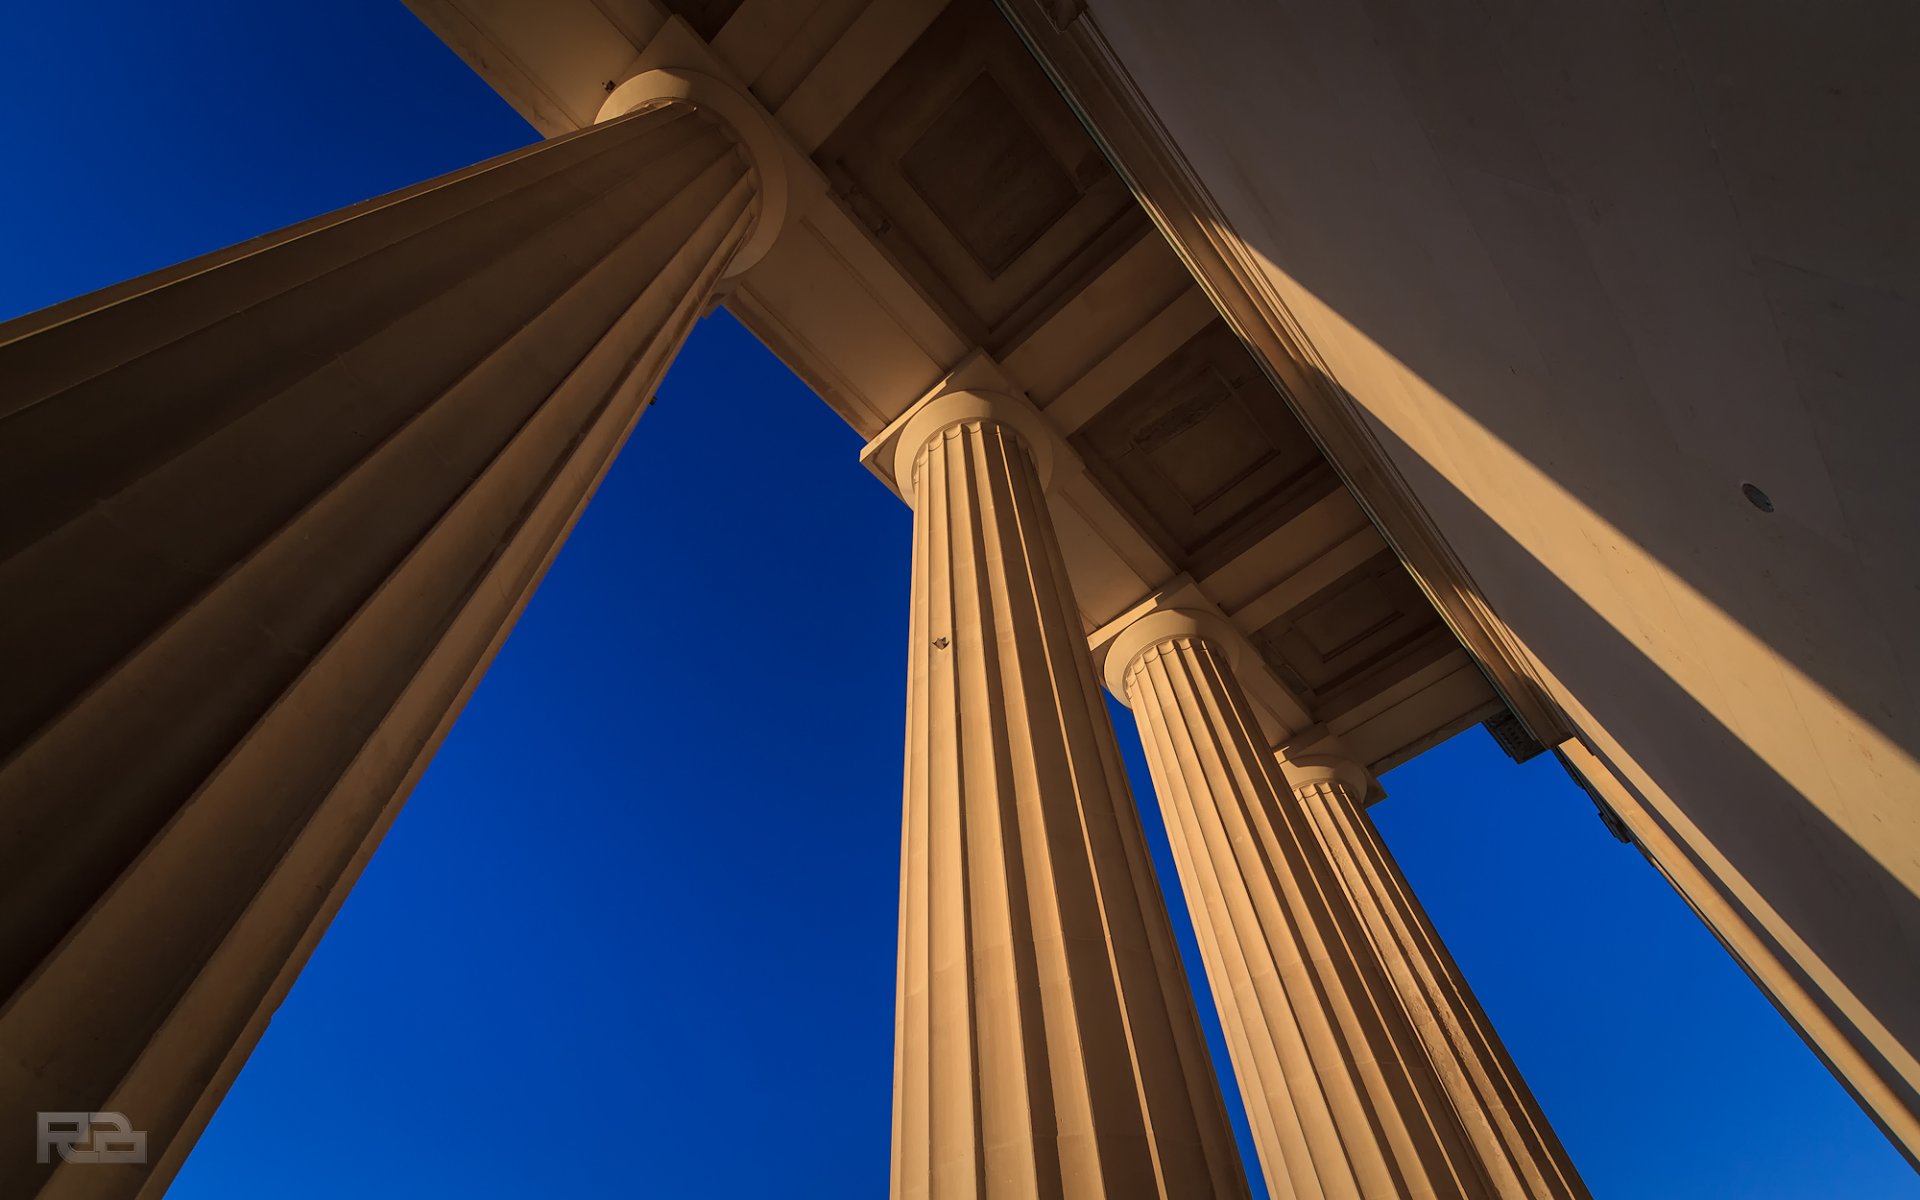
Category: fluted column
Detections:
[
  {"x1": 887, "y1": 392, "x2": 1246, "y2": 1199},
  {"x1": 0, "y1": 76, "x2": 779, "y2": 1198},
  {"x1": 1111, "y1": 610, "x2": 1587, "y2": 1199}
]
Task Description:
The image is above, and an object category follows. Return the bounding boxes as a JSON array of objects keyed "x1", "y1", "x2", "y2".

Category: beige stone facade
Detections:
[{"x1": 0, "y1": 1, "x2": 1914, "y2": 1195}]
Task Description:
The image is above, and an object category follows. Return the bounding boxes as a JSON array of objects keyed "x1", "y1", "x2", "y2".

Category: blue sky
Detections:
[{"x1": 2, "y1": 2, "x2": 1914, "y2": 1195}]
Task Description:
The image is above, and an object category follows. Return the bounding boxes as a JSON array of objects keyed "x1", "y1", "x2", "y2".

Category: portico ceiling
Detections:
[{"x1": 405, "y1": 0, "x2": 1512, "y2": 773}]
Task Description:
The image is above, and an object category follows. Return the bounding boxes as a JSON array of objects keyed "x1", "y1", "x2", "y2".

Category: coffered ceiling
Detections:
[
  {"x1": 818, "y1": 1, "x2": 1145, "y2": 353},
  {"x1": 405, "y1": 0, "x2": 1514, "y2": 774},
  {"x1": 1074, "y1": 320, "x2": 1339, "y2": 576}
]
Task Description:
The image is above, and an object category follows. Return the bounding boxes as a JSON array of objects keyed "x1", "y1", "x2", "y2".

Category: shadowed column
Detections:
[
  {"x1": 887, "y1": 392, "x2": 1247, "y2": 1199},
  {"x1": 0, "y1": 97, "x2": 762, "y2": 1198},
  {"x1": 1111, "y1": 610, "x2": 1588, "y2": 1199}
]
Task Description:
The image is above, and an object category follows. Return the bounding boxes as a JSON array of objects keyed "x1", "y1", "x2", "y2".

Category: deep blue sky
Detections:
[{"x1": 2, "y1": 2, "x2": 1913, "y2": 1196}]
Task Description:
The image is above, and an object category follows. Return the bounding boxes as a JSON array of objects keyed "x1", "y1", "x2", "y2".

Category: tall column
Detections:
[
  {"x1": 885, "y1": 392, "x2": 1247, "y2": 1199},
  {"x1": 1109, "y1": 610, "x2": 1587, "y2": 1199},
  {"x1": 0, "y1": 73, "x2": 781, "y2": 1198}
]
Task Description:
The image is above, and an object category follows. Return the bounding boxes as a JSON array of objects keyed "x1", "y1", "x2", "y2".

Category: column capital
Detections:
[
  {"x1": 598, "y1": 67, "x2": 793, "y2": 276},
  {"x1": 895, "y1": 389, "x2": 1056, "y2": 501},
  {"x1": 1278, "y1": 753, "x2": 1375, "y2": 800},
  {"x1": 862, "y1": 353, "x2": 1062, "y2": 505},
  {"x1": 1090, "y1": 582, "x2": 1315, "y2": 746},
  {"x1": 1101, "y1": 606, "x2": 1242, "y2": 699}
]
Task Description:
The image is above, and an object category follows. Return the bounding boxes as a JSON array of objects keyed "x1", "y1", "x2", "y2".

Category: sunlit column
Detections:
[
  {"x1": 0, "y1": 72, "x2": 782, "y2": 1198},
  {"x1": 1110, "y1": 609, "x2": 1589, "y2": 1198},
  {"x1": 887, "y1": 391, "x2": 1247, "y2": 1199}
]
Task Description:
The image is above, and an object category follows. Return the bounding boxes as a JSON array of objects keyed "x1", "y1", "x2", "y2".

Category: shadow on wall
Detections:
[
  {"x1": 1065, "y1": 0, "x2": 1920, "y2": 1155},
  {"x1": 1167, "y1": 0, "x2": 1920, "y2": 777},
  {"x1": 1347, "y1": 370, "x2": 1920, "y2": 1147}
]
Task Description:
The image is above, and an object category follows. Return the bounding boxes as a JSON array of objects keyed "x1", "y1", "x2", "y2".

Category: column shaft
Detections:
[
  {"x1": 892, "y1": 407, "x2": 1245, "y2": 1199},
  {"x1": 1289, "y1": 767, "x2": 1586, "y2": 1197},
  {"x1": 1123, "y1": 631, "x2": 1587, "y2": 1199},
  {"x1": 0, "y1": 102, "x2": 758, "y2": 1197}
]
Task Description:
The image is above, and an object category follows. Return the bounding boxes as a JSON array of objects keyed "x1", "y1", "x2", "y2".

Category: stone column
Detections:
[
  {"x1": 0, "y1": 74, "x2": 781, "y2": 1198},
  {"x1": 1109, "y1": 610, "x2": 1588, "y2": 1199},
  {"x1": 886, "y1": 392, "x2": 1247, "y2": 1199}
]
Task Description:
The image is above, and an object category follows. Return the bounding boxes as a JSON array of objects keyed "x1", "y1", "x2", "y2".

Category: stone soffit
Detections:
[{"x1": 402, "y1": 0, "x2": 1521, "y2": 775}]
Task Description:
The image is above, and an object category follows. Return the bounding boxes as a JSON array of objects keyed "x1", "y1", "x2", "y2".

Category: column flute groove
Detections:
[
  {"x1": 1139, "y1": 641, "x2": 1451, "y2": 1198},
  {"x1": 1290, "y1": 765, "x2": 1585, "y2": 1197},
  {"x1": 885, "y1": 392, "x2": 1246, "y2": 1199},
  {"x1": 0, "y1": 87, "x2": 780, "y2": 1197},
  {"x1": 1108, "y1": 611, "x2": 1589, "y2": 1199}
]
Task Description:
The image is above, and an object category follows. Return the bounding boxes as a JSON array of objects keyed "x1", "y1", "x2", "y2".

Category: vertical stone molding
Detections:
[
  {"x1": 1112, "y1": 611, "x2": 1588, "y2": 1198},
  {"x1": 0, "y1": 96, "x2": 765, "y2": 1196},
  {"x1": 889, "y1": 392, "x2": 1246, "y2": 1199}
]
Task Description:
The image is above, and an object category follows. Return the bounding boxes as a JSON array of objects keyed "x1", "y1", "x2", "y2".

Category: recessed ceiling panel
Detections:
[
  {"x1": 1249, "y1": 551, "x2": 1455, "y2": 722},
  {"x1": 898, "y1": 74, "x2": 1082, "y2": 277},
  {"x1": 818, "y1": 1, "x2": 1145, "y2": 350},
  {"x1": 1073, "y1": 320, "x2": 1335, "y2": 569}
]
